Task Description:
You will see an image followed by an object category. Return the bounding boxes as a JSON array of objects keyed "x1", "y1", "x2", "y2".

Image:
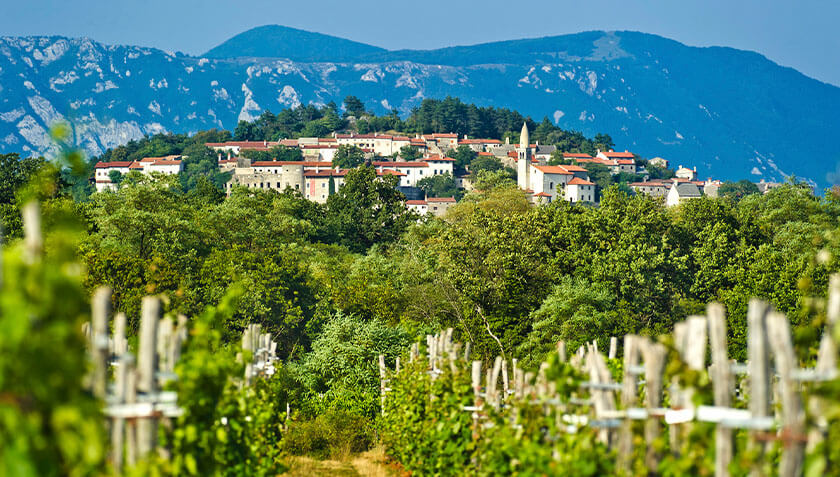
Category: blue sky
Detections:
[{"x1": 2, "y1": 0, "x2": 838, "y2": 86}]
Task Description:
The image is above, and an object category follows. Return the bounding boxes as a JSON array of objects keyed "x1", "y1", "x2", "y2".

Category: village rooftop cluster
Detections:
[{"x1": 94, "y1": 124, "x2": 784, "y2": 215}]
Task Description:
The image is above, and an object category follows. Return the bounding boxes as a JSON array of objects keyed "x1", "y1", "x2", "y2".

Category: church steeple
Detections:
[
  {"x1": 517, "y1": 122, "x2": 531, "y2": 192},
  {"x1": 519, "y1": 122, "x2": 529, "y2": 150}
]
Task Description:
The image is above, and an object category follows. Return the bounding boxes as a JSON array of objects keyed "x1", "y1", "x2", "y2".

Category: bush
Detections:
[{"x1": 282, "y1": 409, "x2": 374, "y2": 460}]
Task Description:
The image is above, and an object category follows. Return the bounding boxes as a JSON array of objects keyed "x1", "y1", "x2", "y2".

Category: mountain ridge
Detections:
[{"x1": 1, "y1": 29, "x2": 838, "y2": 188}]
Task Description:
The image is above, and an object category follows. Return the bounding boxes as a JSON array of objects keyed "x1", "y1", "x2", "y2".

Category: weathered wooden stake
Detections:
[
  {"x1": 22, "y1": 202, "x2": 42, "y2": 262},
  {"x1": 641, "y1": 338, "x2": 667, "y2": 470},
  {"x1": 91, "y1": 286, "x2": 111, "y2": 399},
  {"x1": 766, "y1": 310, "x2": 805, "y2": 477},
  {"x1": 708, "y1": 303, "x2": 733, "y2": 477},
  {"x1": 618, "y1": 335, "x2": 640, "y2": 473},
  {"x1": 111, "y1": 353, "x2": 132, "y2": 470},
  {"x1": 379, "y1": 354, "x2": 387, "y2": 415},
  {"x1": 136, "y1": 296, "x2": 160, "y2": 458},
  {"x1": 608, "y1": 336, "x2": 618, "y2": 360},
  {"x1": 747, "y1": 299, "x2": 771, "y2": 477},
  {"x1": 808, "y1": 275, "x2": 840, "y2": 452}
]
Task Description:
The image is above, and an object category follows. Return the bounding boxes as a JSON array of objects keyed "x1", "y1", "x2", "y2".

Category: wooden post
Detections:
[
  {"x1": 136, "y1": 296, "x2": 160, "y2": 458},
  {"x1": 111, "y1": 353, "x2": 132, "y2": 470},
  {"x1": 242, "y1": 325, "x2": 254, "y2": 385},
  {"x1": 501, "y1": 359, "x2": 510, "y2": 398},
  {"x1": 708, "y1": 303, "x2": 733, "y2": 477},
  {"x1": 125, "y1": 357, "x2": 138, "y2": 466},
  {"x1": 747, "y1": 299, "x2": 771, "y2": 476},
  {"x1": 22, "y1": 202, "x2": 42, "y2": 262},
  {"x1": 588, "y1": 347, "x2": 616, "y2": 446},
  {"x1": 766, "y1": 310, "x2": 805, "y2": 477},
  {"x1": 91, "y1": 286, "x2": 111, "y2": 399},
  {"x1": 808, "y1": 275, "x2": 840, "y2": 452},
  {"x1": 110, "y1": 311, "x2": 129, "y2": 470},
  {"x1": 608, "y1": 336, "x2": 618, "y2": 360},
  {"x1": 557, "y1": 341, "x2": 567, "y2": 363},
  {"x1": 113, "y1": 312, "x2": 128, "y2": 356},
  {"x1": 641, "y1": 338, "x2": 667, "y2": 470},
  {"x1": 618, "y1": 335, "x2": 640, "y2": 473},
  {"x1": 157, "y1": 317, "x2": 174, "y2": 375},
  {"x1": 471, "y1": 360, "x2": 482, "y2": 438},
  {"x1": 464, "y1": 342, "x2": 471, "y2": 362},
  {"x1": 379, "y1": 354, "x2": 387, "y2": 416}
]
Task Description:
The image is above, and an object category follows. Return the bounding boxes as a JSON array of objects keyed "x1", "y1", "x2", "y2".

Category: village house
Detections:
[
  {"x1": 569, "y1": 151, "x2": 636, "y2": 175},
  {"x1": 406, "y1": 197, "x2": 457, "y2": 217},
  {"x1": 666, "y1": 180, "x2": 703, "y2": 206},
  {"x1": 94, "y1": 155, "x2": 184, "y2": 192},
  {"x1": 648, "y1": 157, "x2": 669, "y2": 169},
  {"x1": 675, "y1": 165, "x2": 698, "y2": 180}
]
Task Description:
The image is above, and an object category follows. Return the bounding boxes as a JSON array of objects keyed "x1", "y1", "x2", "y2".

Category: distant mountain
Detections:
[
  {"x1": 203, "y1": 25, "x2": 386, "y2": 62},
  {"x1": 2, "y1": 28, "x2": 839, "y2": 188}
]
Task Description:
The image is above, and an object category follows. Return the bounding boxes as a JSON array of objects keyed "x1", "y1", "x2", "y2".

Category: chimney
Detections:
[
  {"x1": 228, "y1": 150, "x2": 232, "y2": 160},
  {"x1": 218, "y1": 152, "x2": 222, "y2": 162},
  {"x1": 263, "y1": 140, "x2": 267, "y2": 147}
]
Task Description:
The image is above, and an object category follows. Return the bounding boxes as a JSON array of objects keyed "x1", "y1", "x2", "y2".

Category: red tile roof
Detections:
[
  {"x1": 425, "y1": 155, "x2": 455, "y2": 162},
  {"x1": 252, "y1": 161, "x2": 332, "y2": 167},
  {"x1": 568, "y1": 177, "x2": 595, "y2": 186},
  {"x1": 95, "y1": 161, "x2": 133, "y2": 168},
  {"x1": 534, "y1": 192, "x2": 552, "y2": 197},
  {"x1": 563, "y1": 153, "x2": 593, "y2": 158},
  {"x1": 406, "y1": 200, "x2": 427, "y2": 205},
  {"x1": 426, "y1": 197, "x2": 456, "y2": 203},
  {"x1": 373, "y1": 161, "x2": 429, "y2": 168}
]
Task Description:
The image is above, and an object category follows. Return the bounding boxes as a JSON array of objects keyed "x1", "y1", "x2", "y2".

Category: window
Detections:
[{"x1": 550, "y1": 182, "x2": 554, "y2": 190}]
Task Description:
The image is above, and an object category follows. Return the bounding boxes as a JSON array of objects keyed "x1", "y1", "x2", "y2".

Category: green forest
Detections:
[{"x1": 3, "y1": 102, "x2": 840, "y2": 475}]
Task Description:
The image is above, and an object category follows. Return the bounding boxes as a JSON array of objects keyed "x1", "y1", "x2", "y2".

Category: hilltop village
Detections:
[{"x1": 93, "y1": 123, "x2": 783, "y2": 215}]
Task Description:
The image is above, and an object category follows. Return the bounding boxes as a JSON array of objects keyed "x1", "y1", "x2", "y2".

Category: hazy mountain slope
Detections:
[
  {"x1": 203, "y1": 25, "x2": 386, "y2": 62},
  {"x1": 2, "y1": 30, "x2": 839, "y2": 188}
]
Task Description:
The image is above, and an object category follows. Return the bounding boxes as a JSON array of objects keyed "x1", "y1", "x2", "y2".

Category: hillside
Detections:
[
  {"x1": 1, "y1": 29, "x2": 839, "y2": 187},
  {"x1": 203, "y1": 25, "x2": 386, "y2": 62}
]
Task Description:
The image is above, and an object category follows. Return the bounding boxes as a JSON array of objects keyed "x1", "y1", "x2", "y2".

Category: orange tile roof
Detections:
[
  {"x1": 426, "y1": 155, "x2": 455, "y2": 162},
  {"x1": 426, "y1": 197, "x2": 456, "y2": 203},
  {"x1": 534, "y1": 165, "x2": 573, "y2": 175},
  {"x1": 564, "y1": 152, "x2": 593, "y2": 158},
  {"x1": 406, "y1": 200, "x2": 427, "y2": 205},
  {"x1": 568, "y1": 177, "x2": 595, "y2": 186},
  {"x1": 602, "y1": 150, "x2": 635, "y2": 158}
]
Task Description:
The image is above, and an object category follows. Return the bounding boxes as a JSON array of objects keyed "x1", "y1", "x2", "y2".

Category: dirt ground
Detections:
[{"x1": 282, "y1": 447, "x2": 407, "y2": 477}]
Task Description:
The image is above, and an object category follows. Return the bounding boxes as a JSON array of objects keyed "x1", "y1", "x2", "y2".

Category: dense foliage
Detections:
[{"x1": 4, "y1": 109, "x2": 840, "y2": 473}]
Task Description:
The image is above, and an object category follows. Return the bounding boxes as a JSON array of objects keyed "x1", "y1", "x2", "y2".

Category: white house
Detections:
[
  {"x1": 675, "y1": 165, "x2": 698, "y2": 181},
  {"x1": 94, "y1": 161, "x2": 132, "y2": 191},
  {"x1": 94, "y1": 156, "x2": 183, "y2": 192},
  {"x1": 666, "y1": 181, "x2": 703, "y2": 207}
]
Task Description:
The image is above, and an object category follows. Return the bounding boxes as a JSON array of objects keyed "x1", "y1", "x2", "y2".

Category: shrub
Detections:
[{"x1": 282, "y1": 409, "x2": 374, "y2": 460}]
